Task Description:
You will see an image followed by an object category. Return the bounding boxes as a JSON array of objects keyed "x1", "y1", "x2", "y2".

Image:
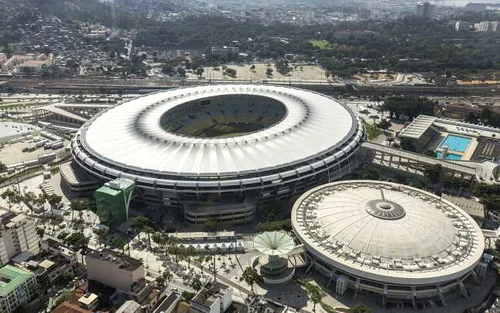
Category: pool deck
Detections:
[{"x1": 429, "y1": 132, "x2": 477, "y2": 161}]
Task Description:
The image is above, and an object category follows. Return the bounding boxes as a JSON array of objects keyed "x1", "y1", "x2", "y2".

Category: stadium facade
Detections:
[
  {"x1": 68, "y1": 85, "x2": 364, "y2": 224},
  {"x1": 291, "y1": 180, "x2": 486, "y2": 307}
]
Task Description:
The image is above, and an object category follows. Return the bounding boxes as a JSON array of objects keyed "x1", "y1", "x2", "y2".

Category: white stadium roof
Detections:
[
  {"x1": 79, "y1": 84, "x2": 358, "y2": 177},
  {"x1": 292, "y1": 180, "x2": 484, "y2": 285}
]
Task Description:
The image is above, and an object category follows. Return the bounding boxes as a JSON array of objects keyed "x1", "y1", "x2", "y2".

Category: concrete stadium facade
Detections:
[
  {"x1": 69, "y1": 84, "x2": 364, "y2": 224},
  {"x1": 292, "y1": 180, "x2": 486, "y2": 307}
]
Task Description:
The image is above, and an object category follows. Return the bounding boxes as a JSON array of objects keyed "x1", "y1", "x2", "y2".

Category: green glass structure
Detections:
[{"x1": 94, "y1": 178, "x2": 135, "y2": 226}]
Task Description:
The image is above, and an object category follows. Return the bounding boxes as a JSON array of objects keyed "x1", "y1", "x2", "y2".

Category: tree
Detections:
[
  {"x1": 266, "y1": 68, "x2": 274, "y2": 76},
  {"x1": 191, "y1": 278, "x2": 203, "y2": 291},
  {"x1": 144, "y1": 226, "x2": 154, "y2": 249},
  {"x1": 424, "y1": 164, "x2": 442, "y2": 184},
  {"x1": 305, "y1": 283, "x2": 325, "y2": 312},
  {"x1": 36, "y1": 227, "x2": 45, "y2": 240},
  {"x1": 70, "y1": 199, "x2": 90, "y2": 224},
  {"x1": 239, "y1": 267, "x2": 263, "y2": 294},
  {"x1": 130, "y1": 216, "x2": 149, "y2": 241},
  {"x1": 1, "y1": 189, "x2": 20, "y2": 212},
  {"x1": 0, "y1": 162, "x2": 6, "y2": 172},
  {"x1": 377, "y1": 119, "x2": 392, "y2": 130},
  {"x1": 349, "y1": 305, "x2": 372, "y2": 313},
  {"x1": 380, "y1": 96, "x2": 436, "y2": 120},
  {"x1": 177, "y1": 67, "x2": 186, "y2": 76},
  {"x1": 196, "y1": 68, "x2": 204, "y2": 77},
  {"x1": 186, "y1": 245, "x2": 197, "y2": 268},
  {"x1": 204, "y1": 217, "x2": 217, "y2": 233},
  {"x1": 46, "y1": 194, "x2": 62, "y2": 217}
]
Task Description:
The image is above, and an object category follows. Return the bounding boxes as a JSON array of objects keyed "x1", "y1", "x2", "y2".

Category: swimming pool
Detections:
[
  {"x1": 436, "y1": 151, "x2": 462, "y2": 160},
  {"x1": 439, "y1": 135, "x2": 472, "y2": 153}
]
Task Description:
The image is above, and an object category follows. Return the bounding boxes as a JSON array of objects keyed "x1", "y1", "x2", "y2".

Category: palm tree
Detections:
[
  {"x1": 143, "y1": 226, "x2": 154, "y2": 250},
  {"x1": 70, "y1": 199, "x2": 90, "y2": 225},
  {"x1": 130, "y1": 216, "x2": 149, "y2": 243},
  {"x1": 305, "y1": 283, "x2": 326, "y2": 312},
  {"x1": 46, "y1": 194, "x2": 62, "y2": 217},
  {"x1": 239, "y1": 267, "x2": 263, "y2": 294},
  {"x1": 186, "y1": 245, "x2": 196, "y2": 268}
]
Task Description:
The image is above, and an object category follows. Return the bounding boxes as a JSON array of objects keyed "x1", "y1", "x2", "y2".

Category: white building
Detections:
[
  {"x1": 476, "y1": 21, "x2": 499, "y2": 32},
  {"x1": 191, "y1": 282, "x2": 232, "y2": 313},
  {"x1": 85, "y1": 249, "x2": 152, "y2": 302},
  {"x1": 0, "y1": 213, "x2": 39, "y2": 266},
  {"x1": 292, "y1": 180, "x2": 485, "y2": 308},
  {"x1": 455, "y1": 21, "x2": 471, "y2": 31}
]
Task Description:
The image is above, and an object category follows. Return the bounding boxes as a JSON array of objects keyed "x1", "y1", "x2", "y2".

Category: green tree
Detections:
[
  {"x1": 36, "y1": 227, "x2": 45, "y2": 240},
  {"x1": 376, "y1": 119, "x2": 392, "y2": 130},
  {"x1": 46, "y1": 194, "x2": 62, "y2": 217},
  {"x1": 239, "y1": 267, "x2": 263, "y2": 294},
  {"x1": 424, "y1": 164, "x2": 443, "y2": 184},
  {"x1": 305, "y1": 283, "x2": 325, "y2": 312},
  {"x1": 1, "y1": 188, "x2": 21, "y2": 211},
  {"x1": 349, "y1": 304, "x2": 372, "y2": 313},
  {"x1": 0, "y1": 162, "x2": 6, "y2": 172},
  {"x1": 130, "y1": 216, "x2": 149, "y2": 241},
  {"x1": 204, "y1": 217, "x2": 217, "y2": 232},
  {"x1": 70, "y1": 199, "x2": 90, "y2": 224},
  {"x1": 191, "y1": 277, "x2": 203, "y2": 291},
  {"x1": 64, "y1": 232, "x2": 89, "y2": 253}
]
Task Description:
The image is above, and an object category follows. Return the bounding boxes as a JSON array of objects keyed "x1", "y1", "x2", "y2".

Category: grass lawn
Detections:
[
  {"x1": 309, "y1": 39, "x2": 331, "y2": 49},
  {"x1": 364, "y1": 121, "x2": 382, "y2": 140}
]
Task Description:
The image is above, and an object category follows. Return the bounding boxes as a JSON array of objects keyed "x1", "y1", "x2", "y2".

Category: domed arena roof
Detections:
[{"x1": 291, "y1": 180, "x2": 484, "y2": 285}]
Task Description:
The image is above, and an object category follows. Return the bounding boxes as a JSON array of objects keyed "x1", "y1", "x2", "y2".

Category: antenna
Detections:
[{"x1": 380, "y1": 190, "x2": 386, "y2": 202}]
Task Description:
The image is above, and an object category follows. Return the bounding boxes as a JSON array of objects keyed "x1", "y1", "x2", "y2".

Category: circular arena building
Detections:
[
  {"x1": 291, "y1": 180, "x2": 485, "y2": 307},
  {"x1": 70, "y1": 85, "x2": 364, "y2": 224}
]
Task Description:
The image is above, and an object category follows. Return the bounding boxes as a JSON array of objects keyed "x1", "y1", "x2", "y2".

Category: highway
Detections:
[{"x1": 3, "y1": 77, "x2": 500, "y2": 96}]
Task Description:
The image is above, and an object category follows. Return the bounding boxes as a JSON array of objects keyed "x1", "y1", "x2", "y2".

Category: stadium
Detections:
[
  {"x1": 69, "y1": 84, "x2": 364, "y2": 224},
  {"x1": 291, "y1": 180, "x2": 486, "y2": 308}
]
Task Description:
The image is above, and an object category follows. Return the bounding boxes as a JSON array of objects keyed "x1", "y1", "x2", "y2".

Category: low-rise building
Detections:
[
  {"x1": 116, "y1": 300, "x2": 141, "y2": 313},
  {"x1": 78, "y1": 293, "x2": 98, "y2": 311},
  {"x1": 210, "y1": 46, "x2": 239, "y2": 57},
  {"x1": 191, "y1": 282, "x2": 232, "y2": 313},
  {"x1": 0, "y1": 213, "x2": 39, "y2": 266},
  {"x1": 23, "y1": 256, "x2": 74, "y2": 289},
  {"x1": 86, "y1": 249, "x2": 152, "y2": 303},
  {"x1": 153, "y1": 291, "x2": 181, "y2": 313},
  {"x1": 0, "y1": 265, "x2": 36, "y2": 313},
  {"x1": 52, "y1": 302, "x2": 92, "y2": 313},
  {"x1": 40, "y1": 238, "x2": 76, "y2": 262}
]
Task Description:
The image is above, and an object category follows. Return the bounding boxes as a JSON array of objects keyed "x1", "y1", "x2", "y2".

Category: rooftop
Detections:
[
  {"x1": 153, "y1": 291, "x2": 181, "y2": 313},
  {"x1": 86, "y1": 249, "x2": 143, "y2": 272},
  {"x1": 78, "y1": 293, "x2": 98, "y2": 306},
  {"x1": 253, "y1": 231, "x2": 295, "y2": 256},
  {"x1": 116, "y1": 300, "x2": 141, "y2": 313},
  {"x1": 399, "y1": 115, "x2": 437, "y2": 139},
  {"x1": 80, "y1": 84, "x2": 358, "y2": 176},
  {"x1": 292, "y1": 180, "x2": 485, "y2": 285},
  {"x1": 192, "y1": 282, "x2": 230, "y2": 308},
  {"x1": 52, "y1": 302, "x2": 92, "y2": 313},
  {"x1": 0, "y1": 265, "x2": 34, "y2": 296}
]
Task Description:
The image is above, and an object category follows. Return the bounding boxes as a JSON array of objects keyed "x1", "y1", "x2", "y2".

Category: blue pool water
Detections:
[
  {"x1": 439, "y1": 135, "x2": 472, "y2": 153},
  {"x1": 436, "y1": 151, "x2": 462, "y2": 160}
]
